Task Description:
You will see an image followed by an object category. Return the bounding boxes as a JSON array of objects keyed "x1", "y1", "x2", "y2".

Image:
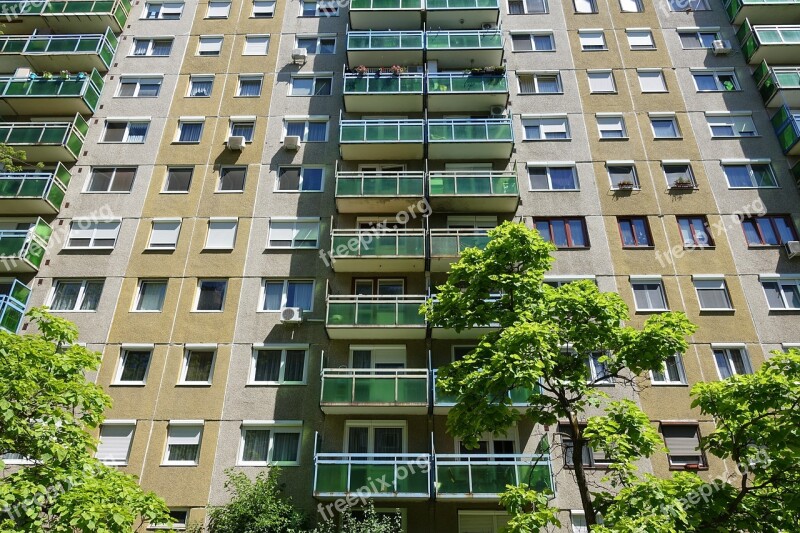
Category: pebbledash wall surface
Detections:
[{"x1": 3, "y1": 0, "x2": 800, "y2": 529}]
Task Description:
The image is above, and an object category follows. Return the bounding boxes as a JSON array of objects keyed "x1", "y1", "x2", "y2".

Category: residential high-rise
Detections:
[{"x1": 2, "y1": 0, "x2": 799, "y2": 530}]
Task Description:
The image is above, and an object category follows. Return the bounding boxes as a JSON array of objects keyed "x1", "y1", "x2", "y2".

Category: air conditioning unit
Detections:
[
  {"x1": 291, "y1": 47, "x2": 308, "y2": 65},
  {"x1": 227, "y1": 135, "x2": 245, "y2": 150},
  {"x1": 284, "y1": 135, "x2": 301, "y2": 150},
  {"x1": 489, "y1": 105, "x2": 505, "y2": 117},
  {"x1": 280, "y1": 307, "x2": 303, "y2": 323},
  {"x1": 785, "y1": 240, "x2": 800, "y2": 259},
  {"x1": 712, "y1": 40, "x2": 732, "y2": 55},
  {"x1": 481, "y1": 22, "x2": 497, "y2": 30}
]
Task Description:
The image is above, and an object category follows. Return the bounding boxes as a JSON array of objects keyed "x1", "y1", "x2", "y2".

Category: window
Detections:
[
  {"x1": 218, "y1": 166, "x2": 247, "y2": 192},
  {"x1": 49, "y1": 279, "x2": 103, "y2": 311},
  {"x1": 176, "y1": 121, "x2": 203, "y2": 143},
  {"x1": 144, "y1": 1, "x2": 183, "y2": 19},
  {"x1": 346, "y1": 421, "x2": 406, "y2": 453},
  {"x1": 742, "y1": 215, "x2": 797, "y2": 246},
  {"x1": 571, "y1": 512, "x2": 588, "y2": 533},
  {"x1": 662, "y1": 424, "x2": 704, "y2": 467},
  {"x1": 534, "y1": 218, "x2": 589, "y2": 248},
  {"x1": 517, "y1": 73, "x2": 562, "y2": 94},
  {"x1": 651, "y1": 115, "x2": 680, "y2": 138},
  {"x1": 301, "y1": 0, "x2": 338, "y2": 16},
  {"x1": 195, "y1": 280, "x2": 227, "y2": 311},
  {"x1": 692, "y1": 70, "x2": 739, "y2": 92},
  {"x1": 206, "y1": 0, "x2": 230, "y2": 17},
  {"x1": 251, "y1": 347, "x2": 308, "y2": 384},
  {"x1": 579, "y1": 31, "x2": 606, "y2": 51},
  {"x1": 230, "y1": 120, "x2": 255, "y2": 142},
  {"x1": 722, "y1": 163, "x2": 777, "y2": 188},
  {"x1": 188, "y1": 76, "x2": 213, "y2": 97},
  {"x1": 597, "y1": 115, "x2": 626, "y2": 138},
  {"x1": 284, "y1": 119, "x2": 328, "y2": 141},
  {"x1": 528, "y1": 165, "x2": 578, "y2": 190},
  {"x1": 151, "y1": 510, "x2": 188, "y2": 530},
  {"x1": 651, "y1": 354, "x2": 687, "y2": 384},
  {"x1": 86, "y1": 167, "x2": 136, "y2": 193},
  {"x1": 180, "y1": 349, "x2": 215, "y2": 384},
  {"x1": 458, "y1": 512, "x2": 511, "y2": 533},
  {"x1": 268, "y1": 219, "x2": 320, "y2": 248},
  {"x1": 148, "y1": 220, "x2": 181, "y2": 249},
  {"x1": 762, "y1": 278, "x2": 800, "y2": 310},
  {"x1": 135, "y1": 280, "x2": 167, "y2": 311},
  {"x1": 197, "y1": 36, "x2": 223, "y2": 56},
  {"x1": 131, "y1": 38, "x2": 172, "y2": 56},
  {"x1": 102, "y1": 121, "x2": 149, "y2": 143},
  {"x1": 574, "y1": 0, "x2": 597, "y2": 13},
  {"x1": 239, "y1": 423, "x2": 302, "y2": 465},
  {"x1": 511, "y1": 32, "x2": 554, "y2": 51},
  {"x1": 205, "y1": 219, "x2": 237, "y2": 249},
  {"x1": 296, "y1": 36, "x2": 336, "y2": 54},
  {"x1": 664, "y1": 163, "x2": 696, "y2": 188},
  {"x1": 66, "y1": 220, "x2": 121, "y2": 249},
  {"x1": 117, "y1": 77, "x2": 161, "y2": 97},
  {"x1": 714, "y1": 347, "x2": 752, "y2": 378},
  {"x1": 638, "y1": 70, "x2": 667, "y2": 92},
  {"x1": 619, "y1": 0, "x2": 642, "y2": 11},
  {"x1": 96, "y1": 423, "x2": 135, "y2": 465},
  {"x1": 115, "y1": 349, "x2": 151, "y2": 384},
  {"x1": 522, "y1": 116, "x2": 570, "y2": 140},
  {"x1": 667, "y1": 0, "x2": 708, "y2": 9},
  {"x1": 587, "y1": 352, "x2": 612, "y2": 383},
  {"x1": 277, "y1": 166, "x2": 324, "y2": 191},
  {"x1": 508, "y1": 0, "x2": 547, "y2": 14},
  {"x1": 706, "y1": 114, "x2": 757, "y2": 138},
  {"x1": 560, "y1": 423, "x2": 610, "y2": 467},
  {"x1": 290, "y1": 76, "x2": 333, "y2": 96},
  {"x1": 252, "y1": 0, "x2": 276, "y2": 17},
  {"x1": 243, "y1": 35, "x2": 269, "y2": 55},
  {"x1": 608, "y1": 164, "x2": 639, "y2": 189},
  {"x1": 587, "y1": 70, "x2": 615, "y2": 93},
  {"x1": 618, "y1": 217, "x2": 653, "y2": 247},
  {"x1": 679, "y1": 29, "x2": 719, "y2": 49},
  {"x1": 632, "y1": 279, "x2": 668, "y2": 311},
  {"x1": 237, "y1": 76, "x2": 262, "y2": 97},
  {"x1": 627, "y1": 30, "x2": 655, "y2": 49},
  {"x1": 164, "y1": 167, "x2": 192, "y2": 192},
  {"x1": 164, "y1": 423, "x2": 202, "y2": 465},
  {"x1": 695, "y1": 279, "x2": 732, "y2": 310},
  {"x1": 262, "y1": 280, "x2": 314, "y2": 311},
  {"x1": 677, "y1": 216, "x2": 713, "y2": 248}
]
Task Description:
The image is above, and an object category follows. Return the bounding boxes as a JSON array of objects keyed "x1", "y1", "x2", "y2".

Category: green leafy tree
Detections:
[
  {"x1": 312, "y1": 501, "x2": 402, "y2": 533},
  {"x1": 0, "y1": 308, "x2": 170, "y2": 532},
  {"x1": 0, "y1": 143, "x2": 38, "y2": 172},
  {"x1": 423, "y1": 222, "x2": 696, "y2": 529},
  {"x1": 204, "y1": 469, "x2": 306, "y2": 533}
]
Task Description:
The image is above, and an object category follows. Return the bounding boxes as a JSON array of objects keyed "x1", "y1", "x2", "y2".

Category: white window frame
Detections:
[
  {"x1": 66, "y1": 219, "x2": 121, "y2": 249},
  {"x1": 48, "y1": 279, "x2": 104, "y2": 311},
  {"x1": 249, "y1": 345, "x2": 310, "y2": 385},
  {"x1": 163, "y1": 167, "x2": 193, "y2": 193},
  {"x1": 712, "y1": 346, "x2": 753, "y2": 379},
  {"x1": 218, "y1": 166, "x2": 247, "y2": 192},
  {"x1": 596, "y1": 114, "x2": 627, "y2": 138},
  {"x1": 147, "y1": 219, "x2": 181, "y2": 250},
  {"x1": 661, "y1": 423, "x2": 705, "y2": 467},
  {"x1": 197, "y1": 35, "x2": 223, "y2": 56},
  {"x1": 300, "y1": 0, "x2": 339, "y2": 16},
  {"x1": 570, "y1": 511, "x2": 588, "y2": 533},
  {"x1": 237, "y1": 75, "x2": 263, "y2": 97},
  {"x1": 516, "y1": 72, "x2": 562, "y2": 94},
  {"x1": 229, "y1": 119, "x2": 255, "y2": 142},
  {"x1": 116, "y1": 76, "x2": 162, "y2": 98},
  {"x1": 282, "y1": 118, "x2": 329, "y2": 142},
  {"x1": 206, "y1": 0, "x2": 231, "y2": 18},
  {"x1": 96, "y1": 421, "x2": 136, "y2": 466},
  {"x1": 587, "y1": 351, "x2": 613, "y2": 385},
  {"x1": 267, "y1": 218, "x2": 321, "y2": 249},
  {"x1": 130, "y1": 38, "x2": 173, "y2": 57},
  {"x1": 667, "y1": 0, "x2": 709, "y2": 10},
  {"x1": 527, "y1": 164, "x2": 579, "y2": 191},
  {"x1": 619, "y1": 0, "x2": 642, "y2": 11},
  {"x1": 179, "y1": 346, "x2": 217, "y2": 385},
  {"x1": 678, "y1": 28, "x2": 720, "y2": 49},
  {"x1": 607, "y1": 162, "x2": 639, "y2": 189},
  {"x1": 162, "y1": 421, "x2": 203, "y2": 466},
  {"x1": 344, "y1": 420, "x2": 408, "y2": 453},
  {"x1": 243, "y1": 34, "x2": 270, "y2": 55},
  {"x1": 507, "y1": 0, "x2": 549, "y2": 14},
  {"x1": 260, "y1": 279, "x2": 315, "y2": 312},
  {"x1": 578, "y1": 30, "x2": 607, "y2": 51},
  {"x1": 587, "y1": 70, "x2": 616, "y2": 93},
  {"x1": 187, "y1": 75, "x2": 213, "y2": 97},
  {"x1": 637, "y1": 69, "x2": 667, "y2": 93},
  {"x1": 706, "y1": 113, "x2": 758, "y2": 138},
  {"x1": 721, "y1": 161, "x2": 778, "y2": 188},
  {"x1": 134, "y1": 279, "x2": 168, "y2": 312},
  {"x1": 143, "y1": 1, "x2": 184, "y2": 19},
  {"x1": 691, "y1": 69, "x2": 740, "y2": 92},
  {"x1": 650, "y1": 354, "x2": 687, "y2": 385},
  {"x1": 275, "y1": 166, "x2": 325, "y2": 192},
  {"x1": 85, "y1": 167, "x2": 137, "y2": 193},
  {"x1": 761, "y1": 277, "x2": 800, "y2": 310},
  {"x1": 205, "y1": 218, "x2": 238, "y2": 250},
  {"x1": 631, "y1": 277, "x2": 668, "y2": 311},
  {"x1": 510, "y1": 32, "x2": 555, "y2": 52},
  {"x1": 176, "y1": 120, "x2": 204, "y2": 143},
  {"x1": 238, "y1": 421, "x2": 303, "y2": 466},
  {"x1": 193, "y1": 279, "x2": 228, "y2": 312},
  {"x1": 295, "y1": 35, "x2": 337, "y2": 54},
  {"x1": 626, "y1": 29, "x2": 655, "y2": 50},
  {"x1": 694, "y1": 277, "x2": 733, "y2": 311},
  {"x1": 663, "y1": 161, "x2": 696, "y2": 188},
  {"x1": 574, "y1": 0, "x2": 597, "y2": 13},
  {"x1": 521, "y1": 115, "x2": 570, "y2": 140},
  {"x1": 289, "y1": 74, "x2": 334, "y2": 96},
  {"x1": 102, "y1": 120, "x2": 150, "y2": 143},
  {"x1": 252, "y1": 0, "x2": 276, "y2": 17},
  {"x1": 113, "y1": 346, "x2": 153, "y2": 385},
  {"x1": 650, "y1": 114, "x2": 681, "y2": 139}
]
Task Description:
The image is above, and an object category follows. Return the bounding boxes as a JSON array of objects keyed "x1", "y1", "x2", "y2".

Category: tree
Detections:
[
  {"x1": 0, "y1": 308, "x2": 170, "y2": 532},
  {"x1": 312, "y1": 501, "x2": 402, "y2": 533},
  {"x1": 204, "y1": 469, "x2": 306, "y2": 533},
  {"x1": 0, "y1": 143, "x2": 38, "y2": 173},
  {"x1": 423, "y1": 222, "x2": 696, "y2": 529}
]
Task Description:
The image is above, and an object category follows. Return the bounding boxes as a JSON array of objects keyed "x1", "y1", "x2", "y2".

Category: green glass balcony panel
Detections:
[
  {"x1": 517, "y1": 464, "x2": 552, "y2": 492},
  {"x1": 43, "y1": 0, "x2": 133, "y2": 25},
  {"x1": 426, "y1": 31, "x2": 502, "y2": 49},
  {"x1": 328, "y1": 298, "x2": 426, "y2": 326},
  {"x1": 436, "y1": 460, "x2": 552, "y2": 495},
  {"x1": 0, "y1": 235, "x2": 27, "y2": 257},
  {"x1": 347, "y1": 32, "x2": 423, "y2": 49},
  {"x1": 429, "y1": 174, "x2": 518, "y2": 195},
  {"x1": 398, "y1": 466, "x2": 428, "y2": 493},
  {"x1": 353, "y1": 377, "x2": 395, "y2": 402},
  {"x1": 470, "y1": 464, "x2": 516, "y2": 493},
  {"x1": 0, "y1": 38, "x2": 26, "y2": 54},
  {"x1": 315, "y1": 463, "x2": 348, "y2": 493},
  {"x1": 756, "y1": 26, "x2": 800, "y2": 44},
  {"x1": 0, "y1": 301, "x2": 24, "y2": 332},
  {"x1": 397, "y1": 302, "x2": 424, "y2": 324},
  {"x1": 321, "y1": 377, "x2": 353, "y2": 403},
  {"x1": 437, "y1": 465, "x2": 470, "y2": 493},
  {"x1": 344, "y1": 74, "x2": 423, "y2": 94},
  {"x1": 0, "y1": 1, "x2": 45, "y2": 15},
  {"x1": 351, "y1": 0, "x2": 422, "y2": 8},
  {"x1": 328, "y1": 302, "x2": 356, "y2": 325},
  {"x1": 398, "y1": 377, "x2": 426, "y2": 402},
  {"x1": 0, "y1": 70, "x2": 103, "y2": 111},
  {"x1": 350, "y1": 464, "x2": 395, "y2": 492},
  {"x1": 320, "y1": 370, "x2": 430, "y2": 404},
  {"x1": 9, "y1": 280, "x2": 31, "y2": 304},
  {"x1": 427, "y1": 0, "x2": 499, "y2": 7},
  {"x1": 428, "y1": 120, "x2": 513, "y2": 142},
  {"x1": 775, "y1": 117, "x2": 800, "y2": 152},
  {"x1": 340, "y1": 121, "x2": 424, "y2": 143},
  {"x1": 336, "y1": 174, "x2": 424, "y2": 196},
  {"x1": 776, "y1": 69, "x2": 800, "y2": 87},
  {"x1": 434, "y1": 384, "x2": 458, "y2": 404},
  {"x1": 430, "y1": 233, "x2": 489, "y2": 256},
  {"x1": 508, "y1": 385, "x2": 533, "y2": 404},
  {"x1": 771, "y1": 105, "x2": 792, "y2": 129},
  {"x1": 428, "y1": 74, "x2": 507, "y2": 93},
  {"x1": 792, "y1": 161, "x2": 800, "y2": 181},
  {"x1": 331, "y1": 233, "x2": 424, "y2": 256}
]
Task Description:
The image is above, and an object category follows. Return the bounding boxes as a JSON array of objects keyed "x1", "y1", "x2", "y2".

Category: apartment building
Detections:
[{"x1": 1, "y1": 0, "x2": 799, "y2": 530}]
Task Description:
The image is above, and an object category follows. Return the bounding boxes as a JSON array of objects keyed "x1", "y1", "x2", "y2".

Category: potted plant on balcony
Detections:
[
  {"x1": 671, "y1": 177, "x2": 694, "y2": 189},
  {"x1": 353, "y1": 65, "x2": 368, "y2": 76},
  {"x1": 41, "y1": 71, "x2": 53, "y2": 80},
  {"x1": 59, "y1": 70, "x2": 71, "y2": 80},
  {"x1": 469, "y1": 67, "x2": 484, "y2": 76},
  {"x1": 616, "y1": 180, "x2": 635, "y2": 190},
  {"x1": 389, "y1": 64, "x2": 404, "y2": 76},
  {"x1": 76, "y1": 71, "x2": 87, "y2": 80}
]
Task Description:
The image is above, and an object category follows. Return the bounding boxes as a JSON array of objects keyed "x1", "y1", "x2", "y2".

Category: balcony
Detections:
[
  {"x1": 326, "y1": 295, "x2": 427, "y2": 339},
  {"x1": 343, "y1": 72, "x2": 424, "y2": 113},
  {"x1": 429, "y1": 298, "x2": 499, "y2": 339},
  {"x1": 0, "y1": 0, "x2": 132, "y2": 33},
  {"x1": 724, "y1": 0, "x2": 800, "y2": 25},
  {"x1": 425, "y1": 30, "x2": 503, "y2": 68},
  {"x1": 427, "y1": 118, "x2": 513, "y2": 160},
  {"x1": 320, "y1": 368, "x2": 429, "y2": 414},
  {"x1": 335, "y1": 171, "x2": 425, "y2": 213},
  {"x1": 427, "y1": 72, "x2": 508, "y2": 112},
  {"x1": 426, "y1": 0, "x2": 500, "y2": 29},
  {"x1": 0, "y1": 69, "x2": 103, "y2": 115},
  {"x1": 346, "y1": 31, "x2": 424, "y2": 67},
  {"x1": 0, "y1": 162, "x2": 71, "y2": 214},
  {"x1": 0, "y1": 279, "x2": 31, "y2": 333},
  {"x1": 349, "y1": 0, "x2": 423, "y2": 30},
  {"x1": 434, "y1": 454, "x2": 553, "y2": 500},
  {"x1": 754, "y1": 61, "x2": 800, "y2": 107},
  {"x1": 314, "y1": 453, "x2": 431, "y2": 500},
  {"x1": 793, "y1": 160, "x2": 800, "y2": 182},
  {"x1": 340, "y1": 119, "x2": 425, "y2": 160},
  {"x1": 771, "y1": 105, "x2": 800, "y2": 154},
  {"x1": 428, "y1": 170, "x2": 518, "y2": 212},
  {"x1": 0, "y1": 218, "x2": 52, "y2": 273},
  {"x1": 429, "y1": 228, "x2": 490, "y2": 272},
  {"x1": 432, "y1": 369, "x2": 535, "y2": 414},
  {"x1": 738, "y1": 21, "x2": 800, "y2": 64},
  {"x1": 0, "y1": 114, "x2": 89, "y2": 162},
  {"x1": 0, "y1": 28, "x2": 118, "y2": 72},
  {"x1": 330, "y1": 229, "x2": 426, "y2": 272}
]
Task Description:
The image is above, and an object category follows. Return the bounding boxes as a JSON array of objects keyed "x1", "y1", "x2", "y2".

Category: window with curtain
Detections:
[
  {"x1": 678, "y1": 216, "x2": 713, "y2": 247},
  {"x1": 49, "y1": 279, "x2": 104, "y2": 311},
  {"x1": 607, "y1": 165, "x2": 638, "y2": 188},
  {"x1": 262, "y1": 280, "x2": 314, "y2": 310},
  {"x1": 631, "y1": 280, "x2": 668, "y2": 310},
  {"x1": 237, "y1": 77, "x2": 262, "y2": 97},
  {"x1": 762, "y1": 279, "x2": 800, "y2": 310},
  {"x1": 188, "y1": 77, "x2": 213, "y2": 97},
  {"x1": 694, "y1": 279, "x2": 732, "y2": 310},
  {"x1": 195, "y1": 280, "x2": 226, "y2": 311},
  {"x1": 164, "y1": 425, "x2": 202, "y2": 464},
  {"x1": 117, "y1": 350, "x2": 151, "y2": 383},
  {"x1": 722, "y1": 163, "x2": 776, "y2": 188},
  {"x1": 374, "y1": 428, "x2": 403, "y2": 453},
  {"x1": 151, "y1": 39, "x2": 173, "y2": 55},
  {"x1": 268, "y1": 220, "x2": 320, "y2": 248},
  {"x1": 618, "y1": 217, "x2": 652, "y2": 247},
  {"x1": 528, "y1": 166, "x2": 578, "y2": 190},
  {"x1": 177, "y1": 122, "x2": 203, "y2": 143},
  {"x1": 252, "y1": 348, "x2": 307, "y2": 383},
  {"x1": 285, "y1": 120, "x2": 328, "y2": 141},
  {"x1": 182, "y1": 350, "x2": 214, "y2": 383},
  {"x1": 277, "y1": 166, "x2": 324, "y2": 191},
  {"x1": 87, "y1": 167, "x2": 136, "y2": 192},
  {"x1": 741, "y1": 215, "x2": 796, "y2": 246},
  {"x1": 242, "y1": 429, "x2": 269, "y2": 462},
  {"x1": 651, "y1": 354, "x2": 686, "y2": 384},
  {"x1": 240, "y1": 427, "x2": 300, "y2": 464},
  {"x1": 136, "y1": 280, "x2": 167, "y2": 311},
  {"x1": 534, "y1": 218, "x2": 588, "y2": 248},
  {"x1": 230, "y1": 122, "x2": 254, "y2": 141},
  {"x1": 713, "y1": 348, "x2": 751, "y2": 378}
]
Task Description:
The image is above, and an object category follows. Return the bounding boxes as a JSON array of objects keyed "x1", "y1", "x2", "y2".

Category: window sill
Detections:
[
  {"x1": 635, "y1": 308, "x2": 669, "y2": 313},
  {"x1": 590, "y1": 91, "x2": 618, "y2": 95},
  {"x1": 669, "y1": 465, "x2": 708, "y2": 471},
  {"x1": 202, "y1": 247, "x2": 234, "y2": 251},
  {"x1": 599, "y1": 136, "x2": 629, "y2": 141},
  {"x1": 710, "y1": 135, "x2": 761, "y2": 139},
  {"x1": 47, "y1": 309, "x2": 98, "y2": 313},
  {"x1": 699, "y1": 308, "x2": 735, "y2": 313},
  {"x1": 511, "y1": 49, "x2": 557, "y2": 53},
  {"x1": 144, "y1": 247, "x2": 176, "y2": 252},
  {"x1": 681, "y1": 245, "x2": 716, "y2": 250},
  {"x1": 273, "y1": 189, "x2": 325, "y2": 193},
  {"x1": 246, "y1": 382, "x2": 307, "y2": 387},
  {"x1": 746, "y1": 245, "x2": 783, "y2": 249},
  {"x1": 529, "y1": 189, "x2": 580, "y2": 192},
  {"x1": 650, "y1": 382, "x2": 688, "y2": 387},
  {"x1": 621, "y1": 245, "x2": 655, "y2": 250},
  {"x1": 176, "y1": 382, "x2": 212, "y2": 387},
  {"x1": 767, "y1": 308, "x2": 800, "y2": 312},
  {"x1": 63, "y1": 246, "x2": 115, "y2": 251},
  {"x1": 215, "y1": 190, "x2": 245, "y2": 194},
  {"x1": 191, "y1": 309, "x2": 225, "y2": 313},
  {"x1": 159, "y1": 191, "x2": 190, "y2": 194},
  {"x1": 522, "y1": 138, "x2": 572, "y2": 142},
  {"x1": 130, "y1": 310, "x2": 163, "y2": 313},
  {"x1": 236, "y1": 462, "x2": 300, "y2": 467},
  {"x1": 727, "y1": 186, "x2": 780, "y2": 190},
  {"x1": 160, "y1": 463, "x2": 199, "y2": 467},
  {"x1": 653, "y1": 137, "x2": 683, "y2": 141},
  {"x1": 172, "y1": 141, "x2": 202, "y2": 145},
  {"x1": 83, "y1": 191, "x2": 133, "y2": 194},
  {"x1": 110, "y1": 382, "x2": 147, "y2": 387},
  {"x1": 186, "y1": 95, "x2": 212, "y2": 99}
]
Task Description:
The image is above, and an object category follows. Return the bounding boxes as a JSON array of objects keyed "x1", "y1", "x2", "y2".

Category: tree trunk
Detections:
[{"x1": 570, "y1": 414, "x2": 597, "y2": 529}]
